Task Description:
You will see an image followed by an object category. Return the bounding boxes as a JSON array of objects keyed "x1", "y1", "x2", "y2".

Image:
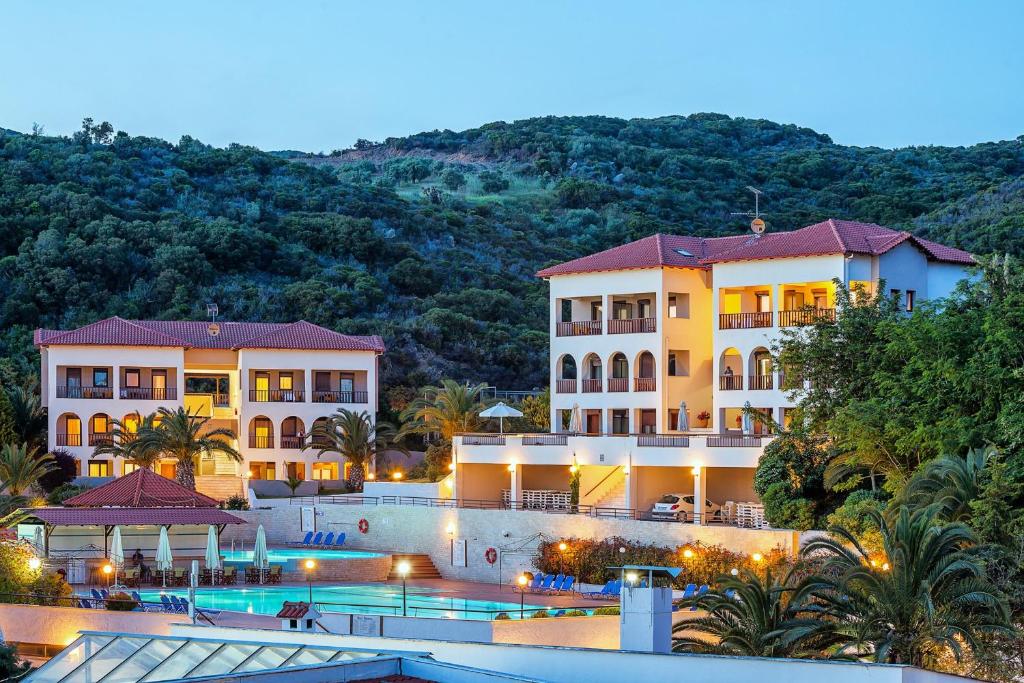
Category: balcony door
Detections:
[
  {"x1": 152, "y1": 370, "x2": 167, "y2": 400},
  {"x1": 339, "y1": 373, "x2": 354, "y2": 401},
  {"x1": 66, "y1": 416, "x2": 81, "y2": 446},
  {"x1": 66, "y1": 368, "x2": 81, "y2": 397},
  {"x1": 254, "y1": 373, "x2": 270, "y2": 402}
]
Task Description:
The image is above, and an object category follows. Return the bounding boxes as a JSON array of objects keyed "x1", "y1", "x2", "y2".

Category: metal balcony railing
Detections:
[
  {"x1": 607, "y1": 317, "x2": 656, "y2": 334},
  {"x1": 555, "y1": 320, "x2": 602, "y2": 337},
  {"x1": 719, "y1": 375, "x2": 743, "y2": 390},
  {"x1": 312, "y1": 390, "x2": 368, "y2": 404},
  {"x1": 719, "y1": 312, "x2": 773, "y2": 329},
  {"x1": 57, "y1": 386, "x2": 113, "y2": 399},
  {"x1": 249, "y1": 389, "x2": 305, "y2": 402},
  {"x1": 555, "y1": 379, "x2": 577, "y2": 394},
  {"x1": 120, "y1": 387, "x2": 177, "y2": 400},
  {"x1": 581, "y1": 379, "x2": 603, "y2": 393}
]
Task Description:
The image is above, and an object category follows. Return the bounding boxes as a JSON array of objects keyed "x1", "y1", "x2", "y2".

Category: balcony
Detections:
[
  {"x1": 280, "y1": 436, "x2": 303, "y2": 449},
  {"x1": 556, "y1": 320, "x2": 602, "y2": 337},
  {"x1": 120, "y1": 387, "x2": 177, "y2": 400},
  {"x1": 719, "y1": 312, "x2": 773, "y2": 329},
  {"x1": 607, "y1": 317, "x2": 656, "y2": 334},
  {"x1": 249, "y1": 435, "x2": 273, "y2": 449},
  {"x1": 779, "y1": 308, "x2": 836, "y2": 327},
  {"x1": 707, "y1": 435, "x2": 769, "y2": 448},
  {"x1": 555, "y1": 379, "x2": 576, "y2": 394},
  {"x1": 88, "y1": 433, "x2": 113, "y2": 447},
  {"x1": 312, "y1": 390, "x2": 368, "y2": 404},
  {"x1": 637, "y1": 434, "x2": 689, "y2": 447},
  {"x1": 607, "y1": 378, "x2": 628, "y2": 392},
  {"x1": 581, "y1": 379, "x2": 602, "y2": 393},
  {"x1": 55, "y1": 433, "x2": 82, "y2": 447},
  {"x1": 748, "y1": 375, "x2": 774, "y2": 390},
  {"x1": 249, "y1": 389, "x2": 305, "y2": 403},
  {"x1": 57, "y1": 386, "x2": 113, "y2": 399},
  {"x1": 522, "y1": 434, "x2": 568, "y2": 446},
  {"x1": 719, "y1": 375, "x2": 742, "y2": 391},
  {"x1": 634, "y1": 377, "x2": 656, "y2": 392}
]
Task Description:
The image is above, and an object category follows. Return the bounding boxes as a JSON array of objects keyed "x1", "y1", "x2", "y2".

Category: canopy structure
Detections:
[
  {"x1": 609, "y1": 564, "x2": 683, "y2": 586},
  {"x1": 62, "y1": 468, "x2": 220, "y2": 508},
  {"x1": 479, "y1": 402, "x2": 523, "y2": 434}
]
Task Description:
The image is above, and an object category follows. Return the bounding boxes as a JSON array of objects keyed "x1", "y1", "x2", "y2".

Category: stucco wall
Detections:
[{"x1": 0, "y1": 603, "x2": 181, "y2": 647}]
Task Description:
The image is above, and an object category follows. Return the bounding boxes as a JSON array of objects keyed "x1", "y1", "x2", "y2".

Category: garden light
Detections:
[{"x1": 28, "y1": 557, "x2": 41, "y2": 571}]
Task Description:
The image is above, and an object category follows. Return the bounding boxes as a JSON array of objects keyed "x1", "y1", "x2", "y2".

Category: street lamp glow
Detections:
[
  {"x1": 102, "y1": 564, "x2": 113, "y2": 575},
  {"x1": 28, "y1": 557, "x2": 41, "y2": 571},
  {"x1": 366, "y1": 472, "x2": 376, "y2": 481},
  {"x1": 449, "y1": 462, "x2": 456, "y2": 471},
  {"x1": 517, "y1": 574, "x2": 528, "y2": 587},
  {"x1": 730, "y1": 567, "x2": 739, "y2": 576},
  {"x1": 625, "y1": 572, "x2": 639, "y2": 585},
  {"x1": 558, "y1": 542, "x2": 567, "y2": 552},
  {"x1": 396, "y1": 560, "x2": 411, "y2": 577},
  {"x1": 392, "y1": 471, "x2": 403, "y2": 481},
  {"x1": 682, "y1": 548, "x2": 694, "y2": 559},
  {"x1": 304, "y1": 559, "x2": 316, "y2": 571},
  {"x1": 445, "y1": 522, "x2": 456, "y2": 536},
  {"x1": 752, "y1": 552, "x2": 763, "y2": 563}
]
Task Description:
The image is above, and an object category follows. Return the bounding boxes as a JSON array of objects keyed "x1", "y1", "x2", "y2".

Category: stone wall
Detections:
[{"x1": 224, "y1": 500, "x2": 799, "y2": 584}]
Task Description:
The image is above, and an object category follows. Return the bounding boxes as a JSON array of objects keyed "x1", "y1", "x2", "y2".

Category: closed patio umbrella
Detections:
[
  {"x1": 568, "y1": 403, "x2": 583, "y2": 433},
  {"x1": 205, "y1": 525, "x2": 221, "y2": 585},
  {"x1": 156, "y1": 526, "x2": 173, "y2": 587},
  {"x1": 32, "y1": 526, "x2": 43, "y2": 554},
  {"x1": 109, "y1": 526, "x2": 124, "y2": 586},
  {"x1": 742, "y1": 401, "x2": 754, "y2": 435},
  {"x1": 479, "y1": 402, "x2": 523, "y2": 434},
  {"x1": 252, "y1": 524, "x2": 269, "y2": 585},
  {"x1": 677, "y1": 401, "x2": 689, "y2": 432}
]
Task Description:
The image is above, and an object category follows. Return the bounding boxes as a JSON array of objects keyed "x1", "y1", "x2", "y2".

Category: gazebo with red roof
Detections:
[{"x1": 62, "y1": 468, "x2": 221, "y2": 508}]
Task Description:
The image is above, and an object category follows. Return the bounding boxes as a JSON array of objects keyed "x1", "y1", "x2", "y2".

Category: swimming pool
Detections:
[
  {"x1": 221, "y1": 548, "x2": 384, "y2": 563},
  {"x1": 137, "y1": 584, "x2": 554, "y2": 620}
]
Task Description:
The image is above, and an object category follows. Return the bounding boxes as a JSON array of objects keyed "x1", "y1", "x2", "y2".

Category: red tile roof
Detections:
[
  {"x1": 63, "y1": 468, "x2": 220, "y2": 508},
  {"x1": 19, "y1": 507, "x2": 245, "y2": 526},
  {"x1": 35, "y1": 318, "x2": 385, "y2": 353},
  {"x1": 535, "y1": 219, "x2": 974, "y2": 277},
  {"x1": 276, "y1": 601, "x2": 317, "y2": 619}
]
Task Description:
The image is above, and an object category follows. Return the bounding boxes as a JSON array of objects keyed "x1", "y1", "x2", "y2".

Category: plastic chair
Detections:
[
  {"x1": 321, "y1": 531, "x2": 335, "y2": 547},
  {"x1": 298, "y1": 531, "x2": 314, "y2": 546},
  {"x1": 335, "y1": 532, "x2": 346, "y2": 547},
  {"x1": 310, "y1": 532, "x2": 324, "y2": 546},
  {"x1": 558, "y1": 576, "x2": 576, "y2": 593}
]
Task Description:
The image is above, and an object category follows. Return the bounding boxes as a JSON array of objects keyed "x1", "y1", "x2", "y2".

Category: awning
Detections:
[{"x1": 5, "y1": 507, "x2": 245, "y2": 527}]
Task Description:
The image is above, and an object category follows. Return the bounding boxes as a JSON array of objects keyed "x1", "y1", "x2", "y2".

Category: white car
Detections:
[{"x1": 650, "y1": 494, "x2": 723, "y2": 522}]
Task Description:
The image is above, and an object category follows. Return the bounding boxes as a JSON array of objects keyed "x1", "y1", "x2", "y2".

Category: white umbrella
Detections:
[
  {"x1": 156, "y1": 526, "x2": 173, "y2": 587},
  {"x1": 677, "y1": 401, "x2": 689, "y2": 432},
  {"x1": 568, "y1": 403, "x2": 583, "y2": 433},
  {"x1": 32, "y1": 526, "x2": 43, "y2": 554},
  {"x1": 205, "y1": 526, "x2": 221, "y2": 585},
  {"x1": 742, "y1": 401, "x2": 754, "y2": 435},
  {"x1": 109, "y1": 526, "x2": 124, "y2": 585},
  {"x1": 253, "y1": 524, "x2": 269, "y2": 585},
  {"x1": 479, "y1": 402, "x2": 524, "y2": 434}
]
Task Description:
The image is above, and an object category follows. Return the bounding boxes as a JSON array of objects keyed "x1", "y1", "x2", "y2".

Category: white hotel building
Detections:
[
  {"x1": 35, "y1": 318, "x2": 383, "y2": 498},
  {"x1": 453, "y1": 219, "x2": 974, "y2": 522}
]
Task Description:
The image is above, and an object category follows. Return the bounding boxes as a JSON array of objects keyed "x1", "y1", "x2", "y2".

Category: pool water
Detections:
[
  {"x1": 220, "y1": 548, "x2": 384, "y2": 563},
  {"x1": 137, "y1": 584, "x2": 554, "y2": 620}
]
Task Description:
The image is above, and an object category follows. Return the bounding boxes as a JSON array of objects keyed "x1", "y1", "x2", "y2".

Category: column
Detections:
[
  {"x1": 623, "y1": 465, "x2": 632, "y2": 510},
  {"x1": 693, "y1": 465, "x2": 707, "y2": 526},
  {"x1": 509, "y1": 463, "x2": 521, "y2": 508},
  {"x1": 112, "y1": 364, "x2": 120, "y2": 403}
]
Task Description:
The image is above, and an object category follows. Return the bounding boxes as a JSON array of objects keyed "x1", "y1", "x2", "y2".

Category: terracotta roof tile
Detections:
[
  {"x1": 276, "y1": 601, "x2": 316, "y2": 619},
  {"x1": 234, "y1": 321, "x2": 386, "y2": 352},
  {"x1": 20, "y1": 507, "x2": 245, "y2": 526},
  {"x1": 63, "y1": 469, "x2": 220, "y2": 508}
]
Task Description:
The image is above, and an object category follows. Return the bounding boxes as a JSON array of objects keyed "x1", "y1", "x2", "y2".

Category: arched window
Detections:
[
  {"x1": 281, "y1": 417, "x2": 305, "y2": 449},
  {"x1": 249, "y1": 416, "x2": 274, "y2": 448}
]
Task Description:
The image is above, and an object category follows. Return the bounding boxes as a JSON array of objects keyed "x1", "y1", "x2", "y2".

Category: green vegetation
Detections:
[
  {"x1": 0, "y1": 444, "x2": 55, "y2": 497},
  {"x1": 129, "y1": 407, "x2": 240, "y2": 490},
  {"x1": 303, "y1": 408, "x2": 402, "y2": 490}
]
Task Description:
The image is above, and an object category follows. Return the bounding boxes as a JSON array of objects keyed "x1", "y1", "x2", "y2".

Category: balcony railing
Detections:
[
  {"x1": 280, "y1": 436, "x2": 303, "y2": 449},
  {"x1": 461, "y1": 435, "x2": 507, "y2": 446},
  {"x1": 249, "y1": 389, "x2": 305, "y2": 403},
  {"x1": 607, "y1": 317, "x2": 656, "y2": 334},
  {"x1": 607, "y1": 378, "x2": 628, "y2": 392},
  {"x1": 312, "y1": 390, "x2": 368, "y2": 404},
  {"x1": 556, "y1": 320, "x2": 602, "y2": 337},
  {"x1": 637, "y1": 434, "x2": 690, "y2": 447},
  {"x1": 57, "y1": 386, "x2": 113, "y2": 399},
  {"x1": 249, "y1": 435, "x2": 274, "y2": 449},
  {"x1": 719, "y1": 312, "x2": 773, "y2": 329},
  {"x1": 719, "y1": 375, "x2": 743, "y2": 390},
  {"x1": 707, "y1": 435, "x2": 768, "y2": 447},
  {"x1": 185, "y1": 392, "x2": 230, "y2": 407},
  {"x1": 634, "y1": 377, "x2": 656, "y2": 392},
  {"x1": 55, "y1": 433, "x2": 82, "y2": 447},
  {"x1": 120, "y1": 387, "x2": 177, "y2": 400},
  {"x1": 581, "y1": 379, "x2": 603, "y2": 393},
  {"x1": 748, "y1": 375, "x2": 774, "y2": 390},
  {"x1": 88, "y1": 433, "x2": 113, "y2": 447},
  {"x1": 555, "y1": 379, "x2": 577, "y2": 394},
  {"x1": 522, "y1": 434, "x2": 568, "y2": 446},
  {"x1": 779, "y1": 308, "x2": 836, "y2": 327}
]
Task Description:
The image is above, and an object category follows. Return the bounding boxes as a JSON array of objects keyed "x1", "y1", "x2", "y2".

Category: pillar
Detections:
[
  {"x1": 509, "y1": 463, "x2": 521, "y2": 508},
  {"x1": 623, "y1": 466, "x2": 632, "y2": 510},
  {"x1": 693, "y1": 465, "x2": 706, "y2": 525}
]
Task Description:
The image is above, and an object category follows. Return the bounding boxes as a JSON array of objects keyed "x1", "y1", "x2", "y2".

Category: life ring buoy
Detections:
[
  {"x1": 484, "y1": 547, "x2": 497, "y2": 565},
  {"x1": 358, "y1": 518, "x2": 369, "y2": 534}
]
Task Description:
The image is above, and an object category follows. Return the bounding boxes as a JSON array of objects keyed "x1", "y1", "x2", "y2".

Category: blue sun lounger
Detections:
[
  {"x1": 690, "y1": 585, "x2": 709, "y2": 610},
  {"x1": 294, "y1": 531, "x2": 313, "y2": 546},
  {"x1": 558, "y1": 576, "x2": 576, "y2": 593},
  {"x1": 537, "y1": 574, "x2": 556, "y2": 591},
  {"x1": 334, "y1": 532, "x2": 346, "y2": 547},
  {"x1": 320, "y1": 531, "x2": 335, "y2": 547},
  {"x1": 309, "y1": 531, "x2": 323, "y2": 546},
  {"x1": 584, "y1": 580, "x2": 614, "y2": 598},
  {"x1": 548, "y1": 574, "x2": 566, "y2": 592}
]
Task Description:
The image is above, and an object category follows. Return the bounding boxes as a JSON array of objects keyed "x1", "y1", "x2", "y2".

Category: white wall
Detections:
[{"x1": 0, "y1": 603, "x2": 181, "y2": 647}]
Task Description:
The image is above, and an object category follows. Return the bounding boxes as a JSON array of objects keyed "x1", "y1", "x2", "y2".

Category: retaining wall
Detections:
[{"x1": 0, "y1": 603, "x2": 181, "y2": 649}]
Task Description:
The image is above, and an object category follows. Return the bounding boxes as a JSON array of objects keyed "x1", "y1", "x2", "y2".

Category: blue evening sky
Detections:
[{"x1": 2, "y1": 1, "x2": 1022, "y2": 151}]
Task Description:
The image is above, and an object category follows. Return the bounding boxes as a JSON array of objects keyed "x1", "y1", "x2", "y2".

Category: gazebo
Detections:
[{"x1": 2, "y1": 469, "x2": 245, "y2": 559}]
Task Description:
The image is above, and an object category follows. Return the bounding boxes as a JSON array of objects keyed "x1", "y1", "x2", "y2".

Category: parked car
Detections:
[{"x1": 650, "y1": 494, "x2": 723, "y2": 522}]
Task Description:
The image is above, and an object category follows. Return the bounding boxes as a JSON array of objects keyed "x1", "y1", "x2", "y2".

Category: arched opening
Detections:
[
  {"x1": 609, "y1": 352, "x2": 628, "y2": 392},
  {"x1": 749, "y1": 347, "x2": 773, "y2": 390},
  {"x1": 249, "y1": 416, "x2": 274, "y2": 449},
  {"x1": 281, "y1": 416, "x2": 305, "y2": 449},
  {"x1": 635, "y1": 351, "x2": 656, "y2": 391},
  {"x1": 56, "y1": 412, "x2": 82, "y2": 447},
  {"x1": 555, "y1": 354, "x2": 577, "y2": 394},
  {"x1": 311, "y1": 417, "x2": 331, "y2": 448},
  {"x1": 582, "y1": 353, "x2": 603, "y2": 392},
  {"x1": 88, "y1": 413, "x2": 112, "y2": 447},
  {"x1": 719, "y1": 347, "x2": 743, "y2": 390}
]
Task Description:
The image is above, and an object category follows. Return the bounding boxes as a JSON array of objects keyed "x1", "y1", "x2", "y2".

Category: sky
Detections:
[{"x1": 2, "y1": 1, "x2": 1023, "y2": 151}]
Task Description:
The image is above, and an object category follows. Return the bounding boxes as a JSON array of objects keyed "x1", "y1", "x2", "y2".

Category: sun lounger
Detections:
[
  {"x1": 292, "y1": 531, "x2": 314, "y2": 546},
  {"x1": 607, "y1": 579, "x2": 622, "y2": 599},
  {"x1": 547, "y1": 574, "x2": 566, "y2": 592},
  {"x1": 583, "y1": 580, "x2": 613, "y2": 598},
  {"x1": 537, "y1": 574, "x2": 555, "y2": 592},
  {"x1": 558, "y1": 576, "x2": 575, "y2": 593},
  {"x1": 334, "y1": 532, "x2": 346, "y2": 547},
  {"x1": 160, "y1": 595, "x2": 174, "y2": 612},
  {"x1": 100, "y1": 589, "x2": 110, "y2": 599},
  {"x1": 310, "y1": 532, "x2": 323, "y2": 547},
  {"x1": 321, "y1": 531, "x2": 335, "y2": 547},
  {"x1": 91, "y1": 588, "x2": 104, "y2": 602},
  {"x1": 681, "y1": 583, "x2": 696, "y2": 599}
]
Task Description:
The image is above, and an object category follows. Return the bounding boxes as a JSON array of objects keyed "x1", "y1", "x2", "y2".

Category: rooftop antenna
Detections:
[
  {"x1": 206, "y1": 303, "x2": 221, "y2": 337},
  {"x1": 730, "y1": 186, "x2": 767, "y2": 237}
]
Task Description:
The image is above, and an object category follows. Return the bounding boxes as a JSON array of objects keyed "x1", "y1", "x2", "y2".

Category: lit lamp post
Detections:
[
  {"x1": 102, "y1": 564, "x2": 113, "y2": 588},
  {"x1": 557, "y1": 542, "x2": 567, "y2": 574},
  {"x1": 517, "y1": 574, "x2": 528, "y2": 619},
  {"x1": 396, "y1": 560, "x2": 411, "y2": 616},
  {"x1": 304, "y1": 559, "x2": 316, "y2": 604},
  {"x1": 28, "y1": 557, "x2": 41, "y2": 571},
  {"x1": 392, "y1": 471, "x2": 403, "y2": 481}
]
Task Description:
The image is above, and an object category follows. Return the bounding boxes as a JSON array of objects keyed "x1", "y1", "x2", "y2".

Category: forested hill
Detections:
[{"x1": 1, "y1": 114, "x2": 1023, "y2": 397}]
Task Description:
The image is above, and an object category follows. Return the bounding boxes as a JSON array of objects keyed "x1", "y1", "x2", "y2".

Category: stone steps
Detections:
[
  {"x1": 387, "y1": 553, "x2": 442, "y2": 580},
  {"x1": 195, "y1": 475, "x2": 243, "y2": 502}
]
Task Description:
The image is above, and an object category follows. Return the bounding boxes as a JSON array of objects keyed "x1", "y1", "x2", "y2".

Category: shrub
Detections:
[
  {"x1": 594, "y1": 606, "x2": 620, "y2": 616},
  {"x1": 494, "y1": 612, "x2": 510, "y2": 620},
  {"x1": 38, "y1": 450, "x2": 78, "y2": 492},
  {"x1": 826, "y1": 489, "x2": 887, "y2": 554},
  {"x1": 530, "y1": 610, "x2": 550, "y2": 618},
  {"x1": 563, "y1": 609, "x2": 587, "y2": 617},
  {"x1": 105, "y1": 591, "x2": 137, "y2": 611},
  {"x1": 478, "y1": 170, "x2": 510, "y2": 193},
  {"x1": 47, "y1": 483, "x2": 87, "y2": 505},
  {"x1": 761, "y1": 483, "x2": 816, "y2": 530},
  {"x1": 0, "y1": 642, "x2": 29, "y2": 681},
  {"x1": 222, "y1": 494, "x2": 249, "y2": 510}
]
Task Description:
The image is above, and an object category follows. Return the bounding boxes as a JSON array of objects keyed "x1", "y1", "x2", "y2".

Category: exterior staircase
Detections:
[
  {"x1": 593, "y1": 479, "x2": 627, "y2": 510},
  {"x1": 196, "y1": 475, "x2": 243, "y2": 502},
  {"x1": 388, "y1": 553, "x2": 442, "y2": 580}
]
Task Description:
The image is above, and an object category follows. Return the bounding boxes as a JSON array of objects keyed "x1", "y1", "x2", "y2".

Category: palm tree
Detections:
[
  {"x1": 896, "y1": 447, "x2": 992, "y2": 522},
  {"x1": 303, "y1": 409, "x2": 402, "y2": 491},
  {"x1": 5, "y1": 385, "x2": 47, "y2": 451},
  {"x1": 0, "y1": 443, "x2": 56, "y2": 497},
  {"x1": 796, "y1": 506, "x2": 1012, "y2": 668},
  {"x1": 672, "y1": 568, "x2": 816, "y2": 657},
  {"x1": 398, "y1": 380, "x2": 492, "y2": 442},
  {"x1": 132, "y1": 407, "x2": 240, "y2": 490},
  {"x1": 92, "y1": 413, "x2": 163, "y2": 470}
]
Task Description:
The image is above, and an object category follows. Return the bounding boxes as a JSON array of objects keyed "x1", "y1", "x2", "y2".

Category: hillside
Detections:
[{"x1": 1, "y1": 114, "x2": 1023, "y2": 396}]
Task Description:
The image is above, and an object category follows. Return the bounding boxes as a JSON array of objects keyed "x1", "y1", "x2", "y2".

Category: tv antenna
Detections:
[
  {"x1": 730, "y1": 186, "x2": 767, "y2": 236},
  {"x1": 206, "y1": 303, "x2": 219, "y2": 322}
]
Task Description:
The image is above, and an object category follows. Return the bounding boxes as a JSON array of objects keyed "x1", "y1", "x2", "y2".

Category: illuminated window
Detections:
[
  {"x1": 755, "y1": 291, "x2": 771, "y2": 312},
  {"x1": 722, "y1": 293, "x2": 741, "y2": 314},
  {"x1": 123, "y1": 462, "x2": 140, "y2": 475},
  {"x1": 124, "y1": 369, "x2": 140, "y2": 388},
  {"x1": 123, "y1": 414, "x2": 139, "y2": 434},
  {"x1": 312, "y1": 463, "x2": 339, "y2": 480},
  {"x1": 279, "y1": 374, "x2": 293, "y2": 391},
  {"x1": 906, "y1": 290, "x2": 915, "y2": 312},
  {"x1": 93, "y1": 415, "x2": 109, "y2": 434},
  {"x1": 93, "y1": 368, "x2": 109, "y2": 388},
  {"x1": 668, "y1": 350, "x2": 690, "y2": 377},
  {"x1": 88, "y1": 460, "x2": 111, "y2": 477}
]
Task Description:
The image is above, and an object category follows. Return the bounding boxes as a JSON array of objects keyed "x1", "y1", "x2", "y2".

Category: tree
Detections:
[
  {"x1": 796, "y1": 506, "x2": 1012, "y2": 669},
  {"x1": 130, "y1": 407, "x2": 239, "y2": 490},
  {"x1": 518, "y1": 389, "x2": 550, "y2": 432},
  {"x1": 896, "y1": 447, "x2": 993, "y2": 523},
  {"x1": 92, "y1": 413, "x2": 163, "y2": 470},
  {"x1": 37, "y1": 450, "x2": 77, "y2": 493},
  {"x1": 399, "y1": 380, "x2": 492, "y2": 443},
  {"x1": 303, "y1": 409, "x2": 402, "y2": 491},
  {"x1": 0, "y1": 443, "x2": 55, "y2": 496},
  {"x1": 478, "y1": 170, "x2": 509, "y2": 193},
  {"x1": 4, "y1": 384, "x2": 46, "y2": 450},
  {"x1": 440, "y1": 168, "x2": 466, "y2": 192},
  {"x1": 0, "y1": 387, "x2": 16, "y2": 446}
]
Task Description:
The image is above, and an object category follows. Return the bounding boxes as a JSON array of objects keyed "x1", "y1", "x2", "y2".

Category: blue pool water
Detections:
[
  {"x1": 220, "y1": 548, "x2": 384, "y2": 562},
  {"x1": 137, "y1": 584, "x2": 554, "y2": 620}
]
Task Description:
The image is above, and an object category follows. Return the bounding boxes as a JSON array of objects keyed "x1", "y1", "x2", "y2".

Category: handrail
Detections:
[{"x1": 583, "y1": 465, "x2": 622, "y2": 499}]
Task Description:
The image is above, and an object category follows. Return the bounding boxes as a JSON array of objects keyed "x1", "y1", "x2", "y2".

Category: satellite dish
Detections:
[
  {"x1": 207, "y1": 323, "x2": 221, "y2": 337},
  {"x1": 751, "y1": 218, "x2": 766, "y2": 234}
]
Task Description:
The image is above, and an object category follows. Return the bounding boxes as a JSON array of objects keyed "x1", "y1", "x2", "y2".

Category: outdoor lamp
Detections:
[
  {"x1": 304, "y1": 559, "x2": 316, "y2": 603},
  {"x1": 28, "y1": 557, "x2": 41, "y2": 571},
  {"x1": 730, "y1": 567, "x2": 739, "y2": 576},
  {"x1": 682, "y1": 548, "x2": 694, "y2": 559},
  {"x1": 102, "y1": 564, "x2": 113, "y2": 575},
  {"x1": 517, "y1": 574, "x2": 528, "y2": 618},
  {"x1": 449, "y1": 462, "x2": 456, "y2": 471},
  {"x1": 751, "y1": 552, "x2": 763, "y2": 563},
  {"x1": 392, "y1": 471, "x2": 403, "y2": 480},
  {"x1": 445, "y1": 522, "x2": 456, "y2": 536},
  {"x1": 568, "y1": 464, "x2": 577, "y2": 474},
  {"x1": 507, "y1": 463, "x2": 516, "y2": 472},
  {"x1": 304, "y1": 559, "x2": 316, "y2": 571},
  {"x1": 625, "y1": 572, "x2": 638, "y2": 585},
  {"x1": 397, "y1": 561, "x2": 411, "y2": 616},
  {"x1": 367, "y1": 472, "x2": 376, "y2": 481},
  {"x1": 558, "y1": 542, "x2": 567, "y2": 552},
  {"x1": 882, "y1": 562, "x2": 890, "y2": 571}
]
